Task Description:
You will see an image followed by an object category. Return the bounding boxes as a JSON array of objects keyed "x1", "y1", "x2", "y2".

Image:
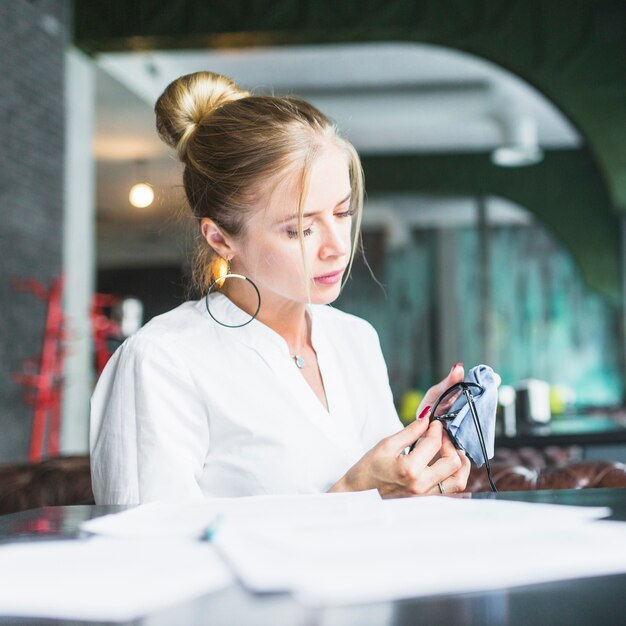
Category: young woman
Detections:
[{"x1": 90, "y1": 71, "x2": 471, "y2": 504}]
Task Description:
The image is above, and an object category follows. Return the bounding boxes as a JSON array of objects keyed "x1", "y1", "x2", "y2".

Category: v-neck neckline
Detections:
[
  {"x1": 294, "y1": 337, "x2": 332, "y2": 417},
  {"x1": 200, "y1": 293, "x2": 333, "y2": 417},
  {"x1": 199, "y1": 295, "x2": 366, "y2": 452},
  {"x1": 273, "y1": 306, "x2": 333, "y2": 417}
]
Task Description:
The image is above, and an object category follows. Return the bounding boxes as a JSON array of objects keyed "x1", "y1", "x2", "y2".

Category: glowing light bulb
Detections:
[{"x1": 129, "y1": 183, "x2": 154, "y2": 208}]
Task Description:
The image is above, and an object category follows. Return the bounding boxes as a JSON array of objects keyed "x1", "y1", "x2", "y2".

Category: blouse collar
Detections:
[
  {"x1": 195, "y1": 293, "x2": 362, "y2": 451},
  {"x1": 196, "y1": 292, "x2": 320, "y2": 357}
]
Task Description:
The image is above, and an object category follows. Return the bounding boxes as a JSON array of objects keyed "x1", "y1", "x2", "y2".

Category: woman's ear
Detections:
[{"x1": 200, "y1": 218, "x2": 237, "y2": 260}]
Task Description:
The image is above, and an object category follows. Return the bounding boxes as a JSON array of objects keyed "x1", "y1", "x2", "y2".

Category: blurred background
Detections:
[{"x1": 2, "y1": 0, "x2": 626, "y2": 466}]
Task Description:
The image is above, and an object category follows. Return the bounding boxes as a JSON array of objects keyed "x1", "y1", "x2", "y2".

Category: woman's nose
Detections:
[{"x1": 319, "y1": 222, "x2": 349, "y2": 258}]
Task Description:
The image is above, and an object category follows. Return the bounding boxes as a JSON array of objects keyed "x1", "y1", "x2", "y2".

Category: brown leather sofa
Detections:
[
  {"x1": 467, "y1": 446, "x2": 626, "y2": 492},
  {"x1": 467, "y1": 459, "x2": 626, "y2": 492},
  {"x1": 0, "y1": 456, "x2": 94, "y2": 515},
  {"x1": 1, "y1": 453, "x2": 625, "y2": 515}
]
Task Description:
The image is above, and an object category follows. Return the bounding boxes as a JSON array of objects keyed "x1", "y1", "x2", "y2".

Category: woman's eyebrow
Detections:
[{"x1": 276, "y1": 191, "x2": 352, "y2": 224}]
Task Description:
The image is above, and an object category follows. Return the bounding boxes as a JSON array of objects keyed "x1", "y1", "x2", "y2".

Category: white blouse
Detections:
[{"x1": 90, "y1": 293, "x2": 403, "y2": 504}]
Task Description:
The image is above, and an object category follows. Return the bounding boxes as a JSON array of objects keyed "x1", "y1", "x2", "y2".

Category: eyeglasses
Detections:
[{"x1": 410, "y1": 382, "x2": 497, "y2": 492}]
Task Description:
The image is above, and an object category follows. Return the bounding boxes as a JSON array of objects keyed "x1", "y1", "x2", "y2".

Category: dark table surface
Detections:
[{"x1": 1, "y1": 489, "x2": 626, "y2": 626}]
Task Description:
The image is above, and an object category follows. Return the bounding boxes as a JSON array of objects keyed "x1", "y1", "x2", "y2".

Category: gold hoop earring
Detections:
[
  {"x1": 205, "y1": 256, "x2": 261, "y2": 328},
  {"x1": 205, "y1": 271, "x2": 261, "y2": 328},
  {"x1": 214, "y1": 256, "x2": 230, "y2": 288}
]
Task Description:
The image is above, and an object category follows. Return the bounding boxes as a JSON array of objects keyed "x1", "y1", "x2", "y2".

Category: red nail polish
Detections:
[
  {"x1": 418, "y1": 405, "x2": 431, "y2": 419},
  {"x1": 451, "y1": 362, "x2": 463, "y2": 371}
]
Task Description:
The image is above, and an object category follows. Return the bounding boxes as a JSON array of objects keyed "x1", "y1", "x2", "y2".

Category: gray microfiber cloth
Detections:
[{"x1": 442, "y1": 364, "x2": 497, "y2": 467}]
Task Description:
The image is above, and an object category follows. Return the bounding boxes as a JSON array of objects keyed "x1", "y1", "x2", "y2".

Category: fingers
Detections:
[
  {"x1": 427, "y1": 458, "x2": 463, "y2": 490},
  {"x1": 456, "y1": 449, "x2": 472, "y2": 485},
  {"x1": 384, "y1": 422, "x2": 472, "y2": 497},
  {"x1": 425, "y1": 434, "x2": 464, "y2": 487},
  {"x1": 421, "y1": 363, "x2": 465, "y2": 407},
  {"x1": 439, "y1": 430, "x2": 455, "y2": 455},
  {"x1": 390, "y1": 405, "x2": 432, "y2": 452},
  {"x1": 439, "y1": 450, "x2": 472, "y2": 494},
  {"x1": 403, "y1": 420, "x2": 444, "y2": 467},
  {"x1": 447, "y1": 363, "x2": 465, "y2": 386},
  {"x1": 430, "y1": 434, "x2": 472, "y2": 494}
]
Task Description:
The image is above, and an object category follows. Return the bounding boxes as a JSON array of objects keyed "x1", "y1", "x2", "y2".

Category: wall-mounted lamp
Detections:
[
  {"x1": 491, "y1": 93, "x2": 544, "y2": 167},
  {"x1": 129, "y1": 160, "x2": 154, "y2": 208}
]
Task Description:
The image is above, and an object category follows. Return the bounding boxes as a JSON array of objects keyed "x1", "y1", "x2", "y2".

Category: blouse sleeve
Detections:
[
  {"x1": 89, "y1": 334, "x2": 210, "y2": 505},
  {"x1": 357, "y1": 320, "x2": 404, "y2": 450}
]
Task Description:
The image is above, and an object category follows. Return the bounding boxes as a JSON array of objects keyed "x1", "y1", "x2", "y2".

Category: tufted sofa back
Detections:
[
  {"x1": 1, "y1": 454, "x2": 625, "y2": 514},
  {"x1": 467, "y1": 460, "x2": 626, "y2": 492},
  {"x1": 0, "y1": 456, "x2": 94, "y2": 515}
]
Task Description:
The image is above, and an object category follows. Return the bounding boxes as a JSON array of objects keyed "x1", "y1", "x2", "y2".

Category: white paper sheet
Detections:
[
  {"x1": 291, "y1": 520, "x2": 626, "y2": 605},
  {"x1": 211, "y1": 495, "x2": 622, "y2": 605},
  {"x1": 0, "y1": 537, "x2": 233, "y2": 621},
  {"x1": 80, "y1": 489, "x2": 383, "y2": 540}
]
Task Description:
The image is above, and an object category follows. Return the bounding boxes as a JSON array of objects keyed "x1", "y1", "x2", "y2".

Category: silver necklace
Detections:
[
  {"x1": 292, "y1": 353, "x2": 306, "y2": 369},
  {"x1": 290, "y1": 316, "x2": 310, "y2": 369},
  {"x1": 290, "y1": 341, "x2": 306, "y2": 369}
]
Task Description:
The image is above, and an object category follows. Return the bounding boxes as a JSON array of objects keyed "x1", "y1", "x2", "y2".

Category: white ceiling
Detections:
[{"x1": 94, "y1": 42, "x2": 578, "y2": 268}]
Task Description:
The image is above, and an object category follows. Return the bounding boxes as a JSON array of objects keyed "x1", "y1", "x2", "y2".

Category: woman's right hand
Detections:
[{"x1": 329, "y1": 408, "x2": 469, "y2": 498}]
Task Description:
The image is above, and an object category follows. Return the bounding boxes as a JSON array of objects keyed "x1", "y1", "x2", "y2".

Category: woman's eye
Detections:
[
  {"x1": 336, "y1": 208, "x2": 356, "y2": 218},
  {"x1": 286, "y1": 227, "x2": 313, "y2": 239}
]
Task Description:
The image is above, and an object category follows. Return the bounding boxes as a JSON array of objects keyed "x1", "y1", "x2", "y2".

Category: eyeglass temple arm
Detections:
[{"x1": 464, "y1": 389, "x2": 498, "y2": 492}]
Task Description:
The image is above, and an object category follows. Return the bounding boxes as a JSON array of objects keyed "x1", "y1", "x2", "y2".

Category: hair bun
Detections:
[{"x1": 155, "y1": 71, "x2": 250, "y2": 160}]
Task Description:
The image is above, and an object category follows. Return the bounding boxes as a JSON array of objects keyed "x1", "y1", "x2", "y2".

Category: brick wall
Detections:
[{"x1": 0, "y1": 0, "x2": 69, "y2": 462}]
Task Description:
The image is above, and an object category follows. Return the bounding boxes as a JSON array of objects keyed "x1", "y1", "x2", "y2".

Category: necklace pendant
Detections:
[{"x1": 294, "y1": 355, "x2": 306, "y2": 369}]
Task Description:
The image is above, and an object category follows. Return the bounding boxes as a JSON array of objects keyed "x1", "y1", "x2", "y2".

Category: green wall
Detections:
[
  {"x1": 361, "y1": 149, "x2": 620, "y2": 301},
  {"x1": 337, "y1": 218, "x2": 623, "y2": 408}
]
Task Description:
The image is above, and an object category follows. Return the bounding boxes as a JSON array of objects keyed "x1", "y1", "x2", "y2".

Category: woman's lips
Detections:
[{"x1": 314, "y1": 267, "x2": 346, "y2": 285}]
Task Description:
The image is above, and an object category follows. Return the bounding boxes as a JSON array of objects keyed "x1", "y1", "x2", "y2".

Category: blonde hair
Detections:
[{"x1": 154, "y1": 71, "x2": 364, "y2": 298}]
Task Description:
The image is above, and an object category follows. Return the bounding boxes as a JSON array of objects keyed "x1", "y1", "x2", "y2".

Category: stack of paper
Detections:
[
  {"x1": 3, "y1": 489, "x2": 625, "y2": 621},
  {"x1": 78, "y1": 490, "x2": 626, "y2": 607}
]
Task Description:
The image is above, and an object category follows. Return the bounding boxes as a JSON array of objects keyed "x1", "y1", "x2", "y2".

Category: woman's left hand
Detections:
[{"x1": 415, "y1": 362, "x2": 501, "y2": 494}]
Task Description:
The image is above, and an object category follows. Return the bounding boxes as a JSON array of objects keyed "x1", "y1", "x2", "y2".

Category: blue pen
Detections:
[{"x1": 203, "y1": 514, "x2": 223, "y2": 541}]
